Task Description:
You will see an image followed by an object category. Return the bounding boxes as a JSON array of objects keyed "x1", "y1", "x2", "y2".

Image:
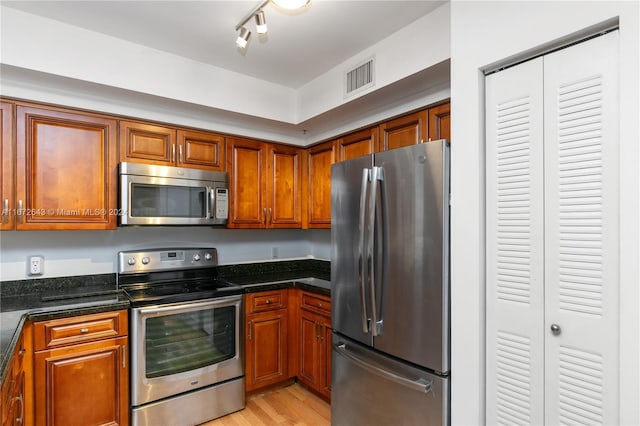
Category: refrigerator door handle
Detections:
[
  {"x1": 374, "y1": 166, "x2": 386, "y2": 335},
  {"x1": 358, "y1": 168, "x2": 371, "y2": 333},
  {"x1": 334, "y1": 342, "x2": 433, "y2": 394},
  {"x1": 369, "y1": 166, "x2": 382, "y2": 336}
]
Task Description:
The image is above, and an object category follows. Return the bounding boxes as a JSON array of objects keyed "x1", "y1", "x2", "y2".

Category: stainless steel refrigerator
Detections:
[{"x1": 331, "y1": 140, "x2": 450, "y2": 425}]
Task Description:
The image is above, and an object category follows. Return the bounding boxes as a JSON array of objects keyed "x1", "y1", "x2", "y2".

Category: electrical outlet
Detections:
[{"x1": 28, "y1": 255, "x2": 44, "y2": 276}]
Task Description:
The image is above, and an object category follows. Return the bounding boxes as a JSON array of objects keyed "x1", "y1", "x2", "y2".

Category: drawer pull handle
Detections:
[
  {"x1": 80, "y1": 328, "x2": 89, "y2": 333},
  {"x1": 266, "y1": 299, "x2": 271, "y2": 304},
  {"x1": 318, "y1": 303, "x2": 323, "y2": 307}
]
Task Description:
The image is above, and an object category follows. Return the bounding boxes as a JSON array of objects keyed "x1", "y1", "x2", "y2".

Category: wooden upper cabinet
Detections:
[
  {"x1": 177, "y1": 129, "x2": 225, "y2": 171},
  {"x1": 337, "y1": 127, "x2": 378, "y2": 162},
  {"x1": 379, "y1": 109, "x2": 428, "y2": 151},
  {"x1": 15, "y1": 104, "x2": 118, "y2": 230},
  {"x1": 227, "y1": 137, "x2": 267, "y2": 227},
  {"x1": 268, "y1": 144, "x2": 303, "y2": 228},
  {"x1": 120, "y1": 121, "x2": 225, "y2": 171},
  {"x1": 428, "y1": 101, "x2": 451, "y2": 142},
  {"x1": 306, "y1": 140, "x2": 335, "y2": 228},
  {"x1": 119, "y1": 120, "x2": 175, "y2": 165},
  {"x1": 227, "y1": 137, "x2": 302, "y2": 229},
  {"x1": 1, "y1": 101, "x2": 14, "y2": 231}
]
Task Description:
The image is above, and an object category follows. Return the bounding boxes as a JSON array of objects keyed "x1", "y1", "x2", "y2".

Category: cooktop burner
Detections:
[
  {"x1": 122, "y1": 279, "x2": 243, "y2": 307},
  {"x1": 117, "y1": 247, "x2": 243, "y2": 307}
]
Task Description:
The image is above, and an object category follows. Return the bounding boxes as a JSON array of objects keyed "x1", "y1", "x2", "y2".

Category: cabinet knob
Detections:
[
  {"x1": 266, "y1": 299, "x2": 271, "y2": 304},
  {"x1": 80, "y1": 328, "x2": 89, "y2": 334},
  {"x1": 550, "y1": 324, "x2": 561, "y2": 336}
]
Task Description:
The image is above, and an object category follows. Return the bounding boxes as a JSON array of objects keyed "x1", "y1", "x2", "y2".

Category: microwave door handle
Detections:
[{"x1": 205, "y1": 186, "x2": 212, "y2": 218}]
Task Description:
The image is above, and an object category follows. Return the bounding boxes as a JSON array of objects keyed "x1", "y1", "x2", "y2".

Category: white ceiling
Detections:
[{"x1": 2, "y1": 0, "x2": 445, "y2": 88}]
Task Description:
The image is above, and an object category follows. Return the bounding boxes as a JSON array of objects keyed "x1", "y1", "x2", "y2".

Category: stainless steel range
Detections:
[{"x1": 117, "y1": 248, "x2": 244, "y2": 426}]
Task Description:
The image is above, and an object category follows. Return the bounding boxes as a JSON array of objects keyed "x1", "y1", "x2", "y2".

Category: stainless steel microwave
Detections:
[{"x1": 119, "y1": 162, "x2": 229, "y2": 226}]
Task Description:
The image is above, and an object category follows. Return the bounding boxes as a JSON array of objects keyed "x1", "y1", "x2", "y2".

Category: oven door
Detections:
[
  {"x1": 120, "y1": 173, "x2": 227, "y2": 226},
  {"x1": 130, "y1": 295, "x2": 243, "y2": 406}
]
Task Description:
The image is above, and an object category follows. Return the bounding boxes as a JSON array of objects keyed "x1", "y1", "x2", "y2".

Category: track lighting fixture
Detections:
[
  {"x1": 236, "y1": 26, "x2": 251, "y2": 48},
  {"x1": 255, "y1": 10, "x2": 267, "y2": 34},
  {"x1": 234, "y1": 0, "x2": 310, "y2": 49}
]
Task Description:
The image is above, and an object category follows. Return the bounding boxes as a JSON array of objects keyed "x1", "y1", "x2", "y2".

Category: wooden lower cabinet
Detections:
[
  {"x1": 1, "y1": 324, "x2": 31, "y2": 426},
  {"x1": 297, "y1": 291, "x2": 331, "y2": 400},
  {"x1": 244, "y1": 291, "x2": 290, "y2": 392},
  {"x1": 33, "y1": 311, "x2": 128, "y2": 426}
]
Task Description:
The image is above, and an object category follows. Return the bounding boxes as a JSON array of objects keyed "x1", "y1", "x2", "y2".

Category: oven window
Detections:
[
  {"x1": 144, "y1": 306, "x2": 236, "y2": 378},
  {"x1": 130, "y1": 184, "x2": 206, "y2": 218}
]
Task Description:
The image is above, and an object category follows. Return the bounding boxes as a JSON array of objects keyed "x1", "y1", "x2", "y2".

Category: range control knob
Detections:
[
  {"x1": 127, "y1": 258, "x2": 136, "y2": 266},
  {"x1": 204, "y1": 253, "x2": 213, "y2": 261},
  {"x1": 193, "y1": 254, "x2": 201, "y2": 262},
  {"x1": 141, "y1": 257, "x2": 150, "y2": 265}
]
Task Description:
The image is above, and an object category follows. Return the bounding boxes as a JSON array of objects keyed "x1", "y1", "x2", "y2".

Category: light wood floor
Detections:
[{"x1": 202, "y1": 383, "x2": 330, "y2": 426}]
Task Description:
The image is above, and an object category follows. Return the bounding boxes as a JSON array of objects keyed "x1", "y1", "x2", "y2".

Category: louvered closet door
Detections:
[
  {"x1": 485, "y1": 57, "x2": 545, "y2": 426},
  {"x1": 543, "y1": 31, "x2": 619, "y2": 425}
]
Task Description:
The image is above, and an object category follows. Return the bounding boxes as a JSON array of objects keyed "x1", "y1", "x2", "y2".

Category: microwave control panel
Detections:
[{"x1": 215, "y1": 188, "x2": 229, "y2": 219}]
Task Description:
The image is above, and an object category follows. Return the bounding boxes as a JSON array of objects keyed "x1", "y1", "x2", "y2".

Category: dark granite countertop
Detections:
[{"x1": 0, "y1": 259, "x2": 331, "y2": 384}]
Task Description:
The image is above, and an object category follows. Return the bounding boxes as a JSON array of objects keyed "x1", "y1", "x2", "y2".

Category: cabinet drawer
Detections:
[
  {"x1": 34, "y1": 310, "x2": 128, "y2": 351},
  {"x1": 246, "y1": 290, "x2": 287, "y2": 313},
  {"x1": 301, "y1": 292, "x2": 331, "y2": 316}
]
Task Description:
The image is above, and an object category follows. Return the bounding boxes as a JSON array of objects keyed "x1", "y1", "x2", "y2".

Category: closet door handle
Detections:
[{"x1": 550, "y1": 324, "x2": 561, "y2": 336}]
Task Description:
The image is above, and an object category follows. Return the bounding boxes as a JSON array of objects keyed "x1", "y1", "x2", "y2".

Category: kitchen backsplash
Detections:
[{"x1": 0, "y1": 228, "x2": 331, "y2": 281}]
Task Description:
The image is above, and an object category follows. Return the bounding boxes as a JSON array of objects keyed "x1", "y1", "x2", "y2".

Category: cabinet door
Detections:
[
  {"x1": 245, "y1": 310, "x2": 288, "y2": 391},
  {"x1": 321, "y1": 320, "x2": 332, "y2": 398},
  {"x1": 379, "y1": 110, "x2": 428, "y2": 151},
  {"x1": 268, "y1": 144, "x2": 302, "y2": 228},
  {"x1": 119, "y1": 120, "x2": 176, "y2": 165},
  {"x1": 177, "y1": 129, "x2": 225, "y2": 171},
  {"x1": 338, "y1": 127, "x2": 378, "y2": 161},
  {"x1": 227, "y1": 137, "x2": 267, "y2": 228},
  {"x1": 299, "y1": 311, "x2": 322, "y2": 388},
  {"x1": 428, "y1": 102, "x2": 451, "y2": 142},
  {"x1": 15, "y1": 105, "x2": 118, "y2": 230},
  {"x1": 307, "y1": 140, "x2": 335, "y2": 228},
  {"x1": 34, "y1": 336, "x2": 129, "y2": 426},
  {"x1": 1, "y1": 102, "x2": 14, "y2": 230}
]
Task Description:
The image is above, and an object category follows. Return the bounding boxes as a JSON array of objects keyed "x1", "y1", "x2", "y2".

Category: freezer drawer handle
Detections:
[{"x1": 334, "y1": 342, "x2": 434, "y2": 394}]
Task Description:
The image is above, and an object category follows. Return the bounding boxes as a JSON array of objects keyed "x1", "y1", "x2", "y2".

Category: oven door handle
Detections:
[{"x1": 137, "y1": 295, "x2": 242, "y2": 316}]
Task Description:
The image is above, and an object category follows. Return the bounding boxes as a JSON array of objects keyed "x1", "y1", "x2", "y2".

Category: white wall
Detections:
[
  {"x1": 296, "y1": 3, "x2": 450, "y2": 123},
  {"x1": 450, "y1": 1, "x2": 639, "y2": 425},
  {"x1": 0, "y1": 228, "x2": 315, "y2": 281},
  {"x1": 0, "y1": 4, "x2": 450, "y2": 146}
]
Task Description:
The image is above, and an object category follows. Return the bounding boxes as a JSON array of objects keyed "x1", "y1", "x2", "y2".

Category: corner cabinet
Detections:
[
  {"x1": 227, "y1": 137, "x2": 303, "y2": 228},
  {"x1": 13, "y1": 103, "x2": 118, "y2": 230},
  {"x1": 1, "y1": 324, "x2": 32, "y2": 426},
  {"x1": 119, "y1": 121, "x2": 225, "y2": 171},
  {"x1": 244, "y1": 290, "x2": 291, "y2": 392},
  {"x1": 306, "y1": 140, "x2": 336, "y2": 229},
  {"x1": 298, "y1": 291, "x2": 332, "y2": 400},
  {"x1": 33, "y1": 310, "x2": 129, "y2": 426}
]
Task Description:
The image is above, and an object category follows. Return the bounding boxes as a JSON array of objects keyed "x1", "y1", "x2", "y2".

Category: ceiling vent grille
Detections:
[{"x1": 345, "y1": 57, "x2": 375, "y2": 97}]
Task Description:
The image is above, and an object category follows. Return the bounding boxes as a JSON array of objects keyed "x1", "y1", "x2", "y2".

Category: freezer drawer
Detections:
[{"x1": 332, "y1": 333, "x2": 449, "y2": 426}]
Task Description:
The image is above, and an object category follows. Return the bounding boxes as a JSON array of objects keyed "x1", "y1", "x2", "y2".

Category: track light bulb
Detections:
[
  {"x1": 255, "y1": 10, "x2": 267, "y2": 34},
  {"x1": 236, "y1": 27, "x2": 251, "y2": 48}
]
